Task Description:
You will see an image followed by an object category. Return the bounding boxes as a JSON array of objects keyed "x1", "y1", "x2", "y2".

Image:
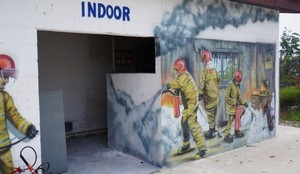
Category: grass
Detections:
[
  {"x1": 283, "y1": 111, "x2": 300, "y2": 122},
  {"x1": 280, "y1": 86, "x2": 300, "y2": 122},
  {"x1": 280, "y1": 106, "x2": 300, "y2": 122},
  {"x1": 280, "y1": 86, "x2": 300, "y2": 109},
  {"x1": 285, "y1": 112, "x2": 300, "y2": 122}
]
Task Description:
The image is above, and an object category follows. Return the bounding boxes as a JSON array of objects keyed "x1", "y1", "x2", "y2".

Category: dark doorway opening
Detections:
[{"x1": 38, "y1": 31, "x2": 156, "y2": 173}]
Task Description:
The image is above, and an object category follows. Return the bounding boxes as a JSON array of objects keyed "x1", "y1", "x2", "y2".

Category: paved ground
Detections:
[
  {"x1": 64, "y1": 132, "x2": 160, "y2": 174},
  {"x1": 64, "y1": 125, "x2": 300, "y2": 174},
  {"x1": 155, "y1": 125, "x2": 300, "y2": 174}
]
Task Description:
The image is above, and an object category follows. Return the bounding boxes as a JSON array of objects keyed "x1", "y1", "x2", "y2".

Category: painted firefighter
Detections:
[
  {"x1": 0, "y1": 54, "x2": 38, "y2": 173},
  {"x1": 224, "y1": 69, "x2": 248, "y2": 143},
  {"x1": 162, "y1": 58, "x2": 207, "y2": 159},
  {"x1": 198, "y1": 50, "x2": 220, "y2": 139}
]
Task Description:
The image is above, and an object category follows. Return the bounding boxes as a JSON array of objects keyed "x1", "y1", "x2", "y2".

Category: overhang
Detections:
[{"x1": 230, "y1": 0, "x2": 300, "y2": 13}]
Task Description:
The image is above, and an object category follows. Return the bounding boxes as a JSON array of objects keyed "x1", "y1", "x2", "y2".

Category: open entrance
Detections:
[{"x1": 38, "y1": 31, "x2": 155, "y2": 173}]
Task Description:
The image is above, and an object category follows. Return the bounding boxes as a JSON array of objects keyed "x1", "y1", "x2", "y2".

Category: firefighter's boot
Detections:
[
  {"x1": 204, "y1": 127, "x2": 216, "y2": 139},
  {"x1": 224, "y1": 134, "x2": 233, "y2": 143},
  {"x1": 235, "y1": 130, "x2": 244, "y2": 138},
  {"x1": 194, "y1": 149, "x2": 206, "y2": 160},
  {"x1": 177, "y1": 142, "x2": 191, "y2": 155}
]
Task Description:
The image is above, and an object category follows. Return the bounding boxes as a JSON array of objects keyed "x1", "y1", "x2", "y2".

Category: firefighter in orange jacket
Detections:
[
  {"x1": 198, "y1": 50, "x2": 220, "y2": 139},
  {"x1": 0, "y1": 54, "x2": 37, "y2": 173},
  {"x1": 224, "y1": 70, "x2": 248, "y2": 143},
  {"x1": 162, "y1": 58, "x2": 207, "y2": 159}
]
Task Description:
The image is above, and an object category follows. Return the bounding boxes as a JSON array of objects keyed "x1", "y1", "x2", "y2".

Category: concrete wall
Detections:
[
  {"x1": 107, "y1": 0, "x2": 279, "y2": 167},
  {"x1": 161, "y1": 40, "x2": 276, "y2": 166},
  {"x1": 107, "y1": 58, "x2": 161, "y2": 165},
  {"x1": 156, "y1": 1, "x2": 279, "y2": 166},
  {"x1": 0, "y1": 0, "x2": 279, "y2": 170}
]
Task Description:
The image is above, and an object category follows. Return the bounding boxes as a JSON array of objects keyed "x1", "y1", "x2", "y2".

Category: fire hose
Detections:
[
  {"x1": 0, "y1": 137, "x2": 27, "y2": 151},
  {"x1": 10, "y1": 145, "x2": 50, "y2": 174},
  {"x1": 18, "y1": 146, "x2": 37, "y2": 174},
  {"x1": 0, "y1": 130, "x2": 51, "y2": 174}
]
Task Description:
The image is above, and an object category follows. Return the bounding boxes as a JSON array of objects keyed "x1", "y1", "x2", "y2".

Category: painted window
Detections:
[{"x1": 212, "y1": 51, "x2": 240, "y2": 87}]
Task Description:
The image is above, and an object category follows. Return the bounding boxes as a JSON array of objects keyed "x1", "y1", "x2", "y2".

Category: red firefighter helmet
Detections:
[
  {"x1": 0, "y1": 54, "x2": 17, "y2": 79},
  {"x1": 201, "y1": 50, "x2": 212, "y2": 63},
  {"x1": 233, "y1": 70, "x2": 242, "y2": 83},
  {"x1": 173, "y1": 58, "x2": 187, "y2": 75}
]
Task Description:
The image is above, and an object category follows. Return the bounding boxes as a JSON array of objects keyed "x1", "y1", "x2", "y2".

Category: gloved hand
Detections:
[
  {"x1": 161, "y1": 84, "x2": 169, "y2": 94},
  {"x1": 26, "y1": 124, "x2": 38, "y2": 139},
  {"x1": 198, "y1": 94, "x2": 203, "y2": 101},
  {"x1": 244, "y1": 102, "x2": 248, "y2": 108}
]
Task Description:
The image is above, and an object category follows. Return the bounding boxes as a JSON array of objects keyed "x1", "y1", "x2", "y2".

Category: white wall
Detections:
[
  {"x1": 0, "y1": 0, "x2": 279, "y2": 170},
  {"x1": 34, "y1": 0, "x2": 179, "y2": 36},
  {"x1": 0, "y1": 0, "x2": 41, "y2": 168},
  {"x1": 198, "y1": 20, "x2": 279, "y2": 43}
]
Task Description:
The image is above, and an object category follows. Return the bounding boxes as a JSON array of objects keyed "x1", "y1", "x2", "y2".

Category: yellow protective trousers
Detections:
[
  {"x1": 224, "y1": 114, "x2": 235, "y2": 136},
  {"x1": 181, "y1": 106, "x2": 207, "y2": 151},
  {"x1": 0, "y1": 149, "x2": 13, "y2": 174}
]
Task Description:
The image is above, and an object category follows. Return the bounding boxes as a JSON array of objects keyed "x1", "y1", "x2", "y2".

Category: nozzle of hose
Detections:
[{"x1": 20, "y1": 154, "x2": 35, "y2": 174}]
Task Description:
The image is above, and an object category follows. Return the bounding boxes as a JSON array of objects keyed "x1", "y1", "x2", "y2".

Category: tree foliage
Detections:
[{"x1": 280, "y1": 28, "x2": 300, "y2": 86}]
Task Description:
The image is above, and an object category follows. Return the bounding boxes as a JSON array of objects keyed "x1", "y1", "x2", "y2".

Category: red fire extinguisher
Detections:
[
  {"x1": 235, "y1": 105, "x2": 242, "y2": 131},
  {"x1": 172, "y1": 89, "x2": 180, "y2": 118},
  {"x1": 167, "y1": 89, "x2": 180, "y2": 118}
]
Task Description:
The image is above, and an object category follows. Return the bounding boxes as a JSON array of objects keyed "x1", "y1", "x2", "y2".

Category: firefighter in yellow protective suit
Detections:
[
  {"x1": 162, "y1": 58, "x2": 207, "y2": 159},
  {"x1": 0, "y1": 54, "x2": 37, "y2": 173},
  {"x1": 198, "y1": 50, "x2": 220, "y2": 139},
  {"x1": 224, "y1": 70, "x2": 248, "y2": 143}
]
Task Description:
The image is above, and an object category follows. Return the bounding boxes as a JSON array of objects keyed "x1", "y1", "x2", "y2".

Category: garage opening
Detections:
[{"x1": 38, "y1": 31, "x2": 155, "y2": 173}]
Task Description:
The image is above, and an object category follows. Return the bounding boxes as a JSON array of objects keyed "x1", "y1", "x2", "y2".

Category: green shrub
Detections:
[
  {"x1": 280, "y1": 75, "x2": 297, "y2": 87},
  {"x1": 280, "y1": 86, "x2": 300, "y2": 110}
]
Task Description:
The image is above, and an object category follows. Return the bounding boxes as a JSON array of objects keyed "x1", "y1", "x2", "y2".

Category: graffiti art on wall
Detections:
[
  {"x1": 153, "y1": 0, "x2": 278, "y2": 166},
  {"x1": 154, "y1": 0, "x2": 278, "y2": 56},
  {"x1": 161, "y1": 40, "x2": 276, "y2": 166},
  {"x1": 108, "y1": 0, "x2": 278, "y2": 168},
  {"x1": 161, "y1": 58, "x2": 207, "y2": 160},
  {"x1": 0, "y1": 54, "x2": 38, "y2": 173},
  {"x1": 107, "y1": 75, "x2": 163, "y2": 166}
]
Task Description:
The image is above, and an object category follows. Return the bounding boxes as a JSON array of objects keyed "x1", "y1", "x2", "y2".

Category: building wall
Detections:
[
  {"x1": 161, "y1": 40, "x2": 276, "y2": 166},
  {"x1": 0, "y1": 0, "x2": 279, "y2": 170},
  {"x1": 107, "y1": 0, "x2": 279, "y2": 167},
  {"x1": 107, "y1": 69, "x2": 162, "y2": 166},
  {"x1": 156, "y1": 1, "x2": 279, "y2": 166}
]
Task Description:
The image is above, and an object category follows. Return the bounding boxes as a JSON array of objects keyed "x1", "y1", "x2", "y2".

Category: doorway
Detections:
[{"x1": 38, "y1": 31, "x2": 155, "y2": 173}]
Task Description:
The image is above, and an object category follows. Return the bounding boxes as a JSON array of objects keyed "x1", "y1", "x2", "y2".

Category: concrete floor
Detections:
[
  {"x1": 157, "y1": 125, "x2": 300, "y2": 174},
  {"x1": 65, "y1": 125, "x2": 300, "y2": 174},
  {"x1": 64, "y1": 132, "x2": 160, "y2": 174}
]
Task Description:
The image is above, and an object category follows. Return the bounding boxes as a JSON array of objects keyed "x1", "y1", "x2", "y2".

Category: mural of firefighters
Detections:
[
  {"x1": 155, "y1": 0, "x2": 277, "y2": 166},
  {"x1": 223, "y1": 70, "x2": 248, "y2": 143},
  {"x1": 161, "y1": 40, "x2": 276, "y2": 166},
  {"x1": 0, "y1": 54, "x2": 38, "y2": 173},
  {"x1": 198, "y1": 50, "x2": 220, "y2": 140},
  {"x1": 108, "y1": 0, "x2": 278, "y2": 168},
  {"x1": 161, "y1": 58, "x2": 207, "y2": 160}
]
